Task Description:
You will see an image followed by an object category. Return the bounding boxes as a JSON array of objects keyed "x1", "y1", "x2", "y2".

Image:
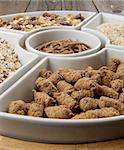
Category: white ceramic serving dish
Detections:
[
  {"x1": 81, "y1": 12, "x2": 124, "y2": 50},
  {"x1": 25, "y1": 29, "x2": 101, "y2": 58},
  {"x1": 0, "y1": 30, "x2": 39, "y2": 95},
  {"x1": 1, "y1": 48, "x2": 124, "y2": 143},
  {"x1": 0, "y1": 11, "x2": 96, "y2": 34}
]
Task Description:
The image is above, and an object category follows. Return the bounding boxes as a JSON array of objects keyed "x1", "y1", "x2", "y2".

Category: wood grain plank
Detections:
[
  {"x1": 93, "y1": 0, "x2": 124, "y2": 15},
  {"x1": 1, "y1": 136, "x2": 124, "y2": 150},
  {"x1": 27, "y1": 0, "x2": 97, "y2": 12},
  {"x1": 0, "y1": 136, "x2": 78, "y2": 150},
  {"x1": 0, "y1": 0, "x2": 30, "y2": 15},
  {"x1": 26, "y1": 0, "x2": 47, "y2": 11},
  {"x1": 62, "y1": 0, "x2": 97, "y2": 11},
  {"x1": 45, "y1": 0, "x2": 62, "y2": 10},
  {"x1": 86, "y1": 138, "x2": 124, "y2": 150},
  {"x1": 26, "y1": 0, "x2": 62, "y2": 12}
]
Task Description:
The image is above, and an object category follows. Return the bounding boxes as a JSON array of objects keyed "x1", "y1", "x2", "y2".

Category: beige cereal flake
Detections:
[
  {"x1": 80, "y1": 97, "x2": 98, "y2": 111},
  {"x1": 28, "y1": 103, "x2": 44, "y2": 117},
  {"x1": 53, "y1": 92, "x2": 78, "y2": 111},
  {"x1": 57, "y1": 80, "x2": 74, "y2": 94},
  {"x1": 99, "y1": 96, "x2": 124, "y2": 115},
  {"x1": 35, "y1": 77, "x2": 57, "y2": 95},
  {"x1": 45, "y1": 105, "x2": 74, "y2": 119},
  {"x1": 33, "y1": 90, "x2": 56, "y2": 107},
  {"x1": 8, "y1": 100, "x2": 27, "y2": 115},
  {"x1": 72, "y1": 107, "x2": 119, "y2": 119}
]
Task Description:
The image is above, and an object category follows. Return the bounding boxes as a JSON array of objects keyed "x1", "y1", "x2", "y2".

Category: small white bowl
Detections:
[
  {"x1": 25, "y1": 29, "x2": 101, "y2": 58},
  {"x1": 1, "y1": 48, "x2": 124, "y2": 143},
  {"x1": 0, "y1": 30, "x2": 39, "y2": 95},
  {"x1": 81, "y1": 12, "x2": 124, "y2": 50},
  {"x1": 0, "y1": 11, "x2": 96, "y2": 34}
]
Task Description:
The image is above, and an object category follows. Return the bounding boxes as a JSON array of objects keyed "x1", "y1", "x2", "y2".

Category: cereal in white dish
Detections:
[
  {"x1": 0, "y1": 13, "x2": 85, "y2": 32},
  {"x1": 0, "y1": 38, "x2": 21, "y2": 83},
  {"x1": 97, "y1": 23, "x2": 124, "y2": 46}
]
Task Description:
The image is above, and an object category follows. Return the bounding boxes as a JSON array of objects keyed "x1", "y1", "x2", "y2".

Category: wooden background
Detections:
[
  {"x1": 0, "y1": 0, "x2": 124, "y2": 149},
  {"x1": 0, "y1": 0, "x2": 124, "y2": 16}
]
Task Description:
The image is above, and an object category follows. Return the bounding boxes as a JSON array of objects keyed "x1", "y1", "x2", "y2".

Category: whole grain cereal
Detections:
[
  {"x1": 97, "y1": 23, "x2": 124, "y2": 46},
  {"x1": 0, "y1": 38, "x2": 21, "y2": 83}
]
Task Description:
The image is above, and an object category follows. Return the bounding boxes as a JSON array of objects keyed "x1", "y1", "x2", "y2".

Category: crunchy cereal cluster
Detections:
[
  {"x1": 8, "y1": 58, "x2": 124, "y2": 119},
  {"x1": 0, "y1": 13, "x2": 85, "y2": 31}
]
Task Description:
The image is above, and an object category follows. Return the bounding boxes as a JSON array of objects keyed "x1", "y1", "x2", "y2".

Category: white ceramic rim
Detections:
[
  {"x1": 81, "y1": 28, "x2": 110, "y2": 45},
  {"x1": 0, "y1": 112, "x2": 124, "y2": 125},
  {"x1": 25, "y1": 29, "x2": 101, "y2": 57}
]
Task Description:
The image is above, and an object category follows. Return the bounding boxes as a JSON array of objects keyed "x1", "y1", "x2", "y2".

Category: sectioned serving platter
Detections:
[{"x1": 0, "y1": 11, "x2": 124, "y2": 144}]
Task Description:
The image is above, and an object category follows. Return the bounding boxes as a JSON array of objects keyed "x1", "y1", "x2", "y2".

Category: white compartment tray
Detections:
[{"x1": 1, "y1": 48, "x2": 124, "y2": 143}]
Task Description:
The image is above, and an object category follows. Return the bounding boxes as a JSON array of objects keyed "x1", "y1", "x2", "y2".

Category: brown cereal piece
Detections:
[
  {"x1": 84, "y1": 66, "x2": 99, "y2": 77},
  {"x1": 100, "y1": 85, "x2": 119, "y2": 99},
  {"x1": 28, "y1": 103, "x2": 44, "y2": 117},
  {"x1": 117, "y1": 63, "x2": 124, "y2": 74},
  {"x1": 83, "y1": 67, "x2": 101, "y2": 83},
  {"x1": 110, "y1": 57, "x2": 121, "y2": 72},
  {"x1": 0, "y1": 18, "x2": 7, "y2": 27},
  {"x1": 110, "y1": 79, "x2": 124, "y2": 92},
  {"x1": 80, "y1": 97, "x2": 98, "y2": 111},
  {"x1": 57, "y1": 80, "x2": 74, "y2": 94},
  {"x1": 72, "y1": 107, "x2": 119, "y2": 119},
  {"x1": 71, "y1": 89, "x2": 94, "y2": 101},
  {"x1": 99, "y1": 96, "x2": 124, "y2": 114},
  {"x1": 45, "y1": 105, "x2": 74, "y2": 119},
  {"x1": 33, "y1": 90, "x2": 56, "y2": 107},
  {"x1": 35, "y1": 77, "x2": 57, "y2": 95},
  {"x1": 74, "y1": 77, "x2": 99, "y2": 90},
  {"x1": 91, "y1": 73, "x2": 102, "y2": 84},
  {"x1": 25, "y1": 103, "x2": 31, "y2": 110},
  {"x1": 119, "y1": 92, "x2": 124, "y2": 103},
  {"x1": 74, "y1": 13, "x2": 85, "y2": 21},
  {"x1": 59, "y1": 69, "x2": 82, "y2": 84},
  {"x1": 48, "y1": 72, "x2": 62, "y2": 85},
  {"x1": 8, "y1": 100, "x2": 27, "y2": 115},
  {"x1": 39, "y1": 69, "x2": 52, "y2": 79},
  {"x1": 99, "y1": 66, "x2": 118, "y2": 87},
  {"x1": 53, "y1": 92, "x2": 78, "y2": 111},
  {"x1": 117, "y1": 73, "x2": 124, "y2": 81},
  {"x1": 99, "y1": 66, "x2": 109, "y2": 75}
]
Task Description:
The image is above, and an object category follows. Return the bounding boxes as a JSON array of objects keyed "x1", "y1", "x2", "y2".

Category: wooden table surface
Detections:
[{"x1": 0, "y1": 0, "x2": 124, "y2": 149}]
